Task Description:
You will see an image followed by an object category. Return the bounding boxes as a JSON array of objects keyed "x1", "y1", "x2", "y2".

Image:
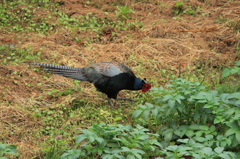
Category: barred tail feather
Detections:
[{"x1": 33, "y1": 63, "x2": 88, "y2": 81}]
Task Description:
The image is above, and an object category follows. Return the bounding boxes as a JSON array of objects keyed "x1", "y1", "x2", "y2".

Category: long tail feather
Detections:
[{"x1": 32, "y1": 63, "x2": 88, "y2": 81}]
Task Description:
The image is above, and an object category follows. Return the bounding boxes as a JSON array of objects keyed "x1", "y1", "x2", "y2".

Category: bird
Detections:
[{"x1": 32, "y1": 61, "x2": 151, "y2": 106}]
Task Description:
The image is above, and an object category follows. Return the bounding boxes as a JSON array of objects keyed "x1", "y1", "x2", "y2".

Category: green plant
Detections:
[
  {"x1": 0, "y1": 45, "x2": 42, "y2": 65},
  {"x1": 172, "y1": 2, "x2": 184, "y2": 15},
  {"x1": 172, "y1": 2, "x2": 200, "y2": 16},
  {"x1": 0, "y1": 1, "x2": 57, "y2": 33},
  {"x1": 60, "y1": 124, "x2": 162, "y2": 158},
  {"x1": 222, "y1": 60, "x2": 240, "y2": 78},
  {"x1": 46, "y1": 88, "x2": 73, "y2": 98},
  {"x1": 133, "y1": 78, "x2": 240, "y2": 156},
  {"x1": 158, "y1": 139, "x2": 237, "y2": 159},
  {"x1": 115, "y1": 5, "x2": 135, "y2": 20},
  {"x1": 0, "y1": 143, "x2": 18, "y2": 158}
]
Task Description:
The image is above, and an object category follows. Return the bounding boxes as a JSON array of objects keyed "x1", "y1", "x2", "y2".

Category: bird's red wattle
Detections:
[{"x1": 142, "y1": 84, "x2": 151, "y2": 92}]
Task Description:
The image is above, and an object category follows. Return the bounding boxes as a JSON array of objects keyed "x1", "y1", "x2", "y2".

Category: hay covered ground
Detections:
[{"x1": 0, "y1": 0, "x2": 239, "y2": 158}]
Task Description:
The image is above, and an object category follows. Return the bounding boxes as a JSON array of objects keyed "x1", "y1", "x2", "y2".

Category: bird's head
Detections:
[
  {"x1": 134, "y1": 78, "x2": 151, "y2": 92},
  {"x1": 141, "y1": 78, "x2": 151, "y2": 92}
]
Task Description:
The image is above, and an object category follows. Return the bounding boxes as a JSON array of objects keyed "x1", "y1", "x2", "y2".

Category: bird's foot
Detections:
[
  {"x1": 107, "y1": 98, "x2": 115, "y2": 107},
  {"x1": 107, "y1": 98, "x2": 136, "y2": 107},
  {"x1": 117, "y1": 97, "x2": 136, "y2": 102}
]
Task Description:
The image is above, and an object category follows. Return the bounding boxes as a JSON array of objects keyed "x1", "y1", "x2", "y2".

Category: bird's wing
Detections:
[{"x1": 90, "y1": 62, "x2": 134, "y2": 77}]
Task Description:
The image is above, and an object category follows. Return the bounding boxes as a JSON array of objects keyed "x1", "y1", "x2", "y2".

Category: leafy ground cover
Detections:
[{"x1": 0, "y1": 0, "x2": 240, "y2": 158}]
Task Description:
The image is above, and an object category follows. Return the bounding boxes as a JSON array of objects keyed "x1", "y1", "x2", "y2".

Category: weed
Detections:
[
  {"x1": 172, "y1": 2, "x2": 201, "y2": 16},
  {"x1": 61, "y1": 124, "x2": 161, "y2": 158},
  {"x1": 0, "y1": 45, "x2": 42, "y2": 65},
  {"x1": 115, "y1": 5, "x2": 135, "y2": 20},
  {"x1": 133, "y1": 78, "x2": 240, "y2": 155},
  {"x1": 0, "y1": 143, "x2": 18, "y2": 158},
  {"x1": 221, "y1": 60, "x2": 240, "y2": 78}
]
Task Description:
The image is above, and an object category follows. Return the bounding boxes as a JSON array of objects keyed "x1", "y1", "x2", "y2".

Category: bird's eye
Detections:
[{"x1": 142, "y1": 78, "x2": 147, "y2": 83}]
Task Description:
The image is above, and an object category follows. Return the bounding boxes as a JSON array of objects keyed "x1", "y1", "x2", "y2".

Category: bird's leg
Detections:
[
  {"x1": 107, "y1": 98, "x2": 115, "y2": 107},
  {"x1": 117, "y1": 97, "x2": 136, "y2": 102}
]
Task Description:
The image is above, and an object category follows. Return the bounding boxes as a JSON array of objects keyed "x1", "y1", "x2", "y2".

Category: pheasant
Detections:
[{"x1": 33, "y1": 62, "x2": 151, "y2": 106}]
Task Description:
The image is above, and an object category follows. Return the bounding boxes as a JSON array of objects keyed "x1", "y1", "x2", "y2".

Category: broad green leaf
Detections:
[
  {"x1": 152, "y1": 107, "x2": 159, "y2": 118},
  {"x1": 210, "y1": 125, "x2": 215, "y2": 132},
  {"x1": 205, "y1": 94, "x2": 213, "y2": 102},
  {"x1": 235, "y1": 100, "x2": 240, "y2": 105},
  {"x1": 235, "y1": 60, "x2": 240, "y2": 66},
  {"x1": 189, "y1": 124, "x2": 200, "y2": 130},
  {"x1": 163, "y1": 95, "x2": 172, "y2": 101},
  {"x1": 89, "y1": 136, "x2": 95, "y2": 142},
  {"x1": 179, "y1": 125, "x2": 189, "y2": 136},
  {"x1": 235, "y1": 131, "x2": 240, "y2": 143},
  {"x1": 171, "y1": 124, "x2": 178, "y2": 130},
  {"x1": 143, "y1": 110, "x2": 150, "y2": 120},
  {"x1": 197, "y1": 99, "x2": 207, "y2": 103},
  {"x1": 195, "y1": 131, "x2": 203, "y2": 137},
  {"x1": 214, "y1": 147, "x2": 224, "y2": 153},
  {"x1": 76, "y1": 134, "x2": 87, "y2": 144},
  {"x1": 177, "y1": 104, "x2": 183, "y2": 112},
  {"x1": 132, "y1": 110, "x2": 143, "y2": 119},
  {"x1": 214, "y1": 117, "x2": 222, "y2": 124},
  {"x1": 222, "y1": 68, "x2": 231, "y2": 78},
  {"x1": 164, "y1": 131, "x2": 173, "y2": 142},
  {"x1": 225, "y1": 129, "x2": 235, "y2": 137},
  {"x1": 126, "y1": 154, "x2": 135, "y2": 159},
  {"x1": 95, "y1": 137, "x2": 104, "y2": 144},
  {"x1": 201, "y1": 113, "x2": 208, "y2": 124},
  {"x1": 166, "y1": 145, "x2": 178, "y2": 151},
  {"x1": 226, "y1": 121, "x2": 240, "y2": 130},
  {"x1": 4, "y1": 152, "x2": 17, "y2": 156},
  {"x1": 176, "y1": 98, "x2": 182, "y2": 104},
  {"x1": 194, "y1": 93, "x2": 206, "y2": 100},
  {"x1": 194, "y1": 136, "x2": 205, "y2": 142},
  {"x1": 193, "y1": 113, "x2": 200, "y2": 122},
  {"x1": 173, "y1": 129, "x2": 181, "y2": 137},
  {"x1": 231, "y1": 68, "x2": 238, "y2": 75},
  {"x1": 0, "y1": 143, "x2": 6, "y2": 150},
  {"x1": 145, "y1": 102, "x2": 154, "y2": 108},
  {"x1": 224, "y1": 108, "x2": 235, "y2": 118},
  {"x1": 186, "y1": 129, "x2": 194, "y2": 138},
  {"x1": 168, "y1": 99, "x2": 176, "y2": 108},
  {"x1": 199, "y1": 125, "x2": 209, "y2": 131},
  {"x1": 231, "y1": 92, "x2": 240, "y2": 99},
  {"x1": 233, "y1": 113, "x2": 240, "y2": 120},
  {"x1": 202, "y1": 147, "x2": 212, "y2": 154},
  {"x1": 177, "y1": 139, "x2": 189, "y2": 143},
  {"x1": 192, "y1": 154, "x2": 201, "y2": 158},
  {"x1": 204, "y1": 104, "x2": 213, "y2": 108},
  {"x1": 219, "y1": 152, "x2": 237, "y2": 159},
  {"x1": 139, "y1": 105, "x2": 147, "y2": 109},
  {"x1": 206, "y1": 135, "x2": 213, "y2": 140},
  {"x1": 134, "y1": 153, "x2": 142, "y2": 159},
  {"x1": 60, "y1": 149, "x2": 83, "y2": 159},
  {"x1": 165, "y1": 84, "x2": 173, "y2": 87},
  {"x1": 162, "y1": 129, "x2": 173, "y2": 136},
  {"x1": 164, "y1": 107, "x2": 171, "y2": 116}
]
